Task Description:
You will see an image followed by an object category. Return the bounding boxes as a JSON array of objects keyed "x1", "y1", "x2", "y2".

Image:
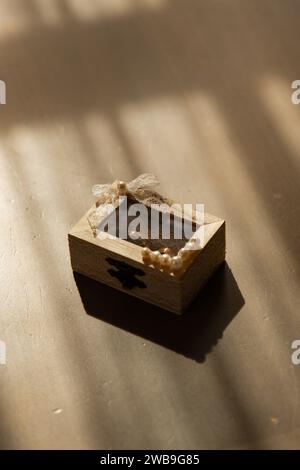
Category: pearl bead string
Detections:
[
  {"x1": 141, "y1": 238, "x2": 201, "y2": 275},
  {"x1": 115, "y1": 180, "x2": 201, "y2": 275}
]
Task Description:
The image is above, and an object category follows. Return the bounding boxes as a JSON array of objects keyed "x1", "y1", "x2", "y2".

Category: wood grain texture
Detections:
[
  {"x1": 1, "y1": 0, "x2": 300, "y2": 450},
  {"x1": 69, "y1": 204, "x2": 225, "y2": 313}
]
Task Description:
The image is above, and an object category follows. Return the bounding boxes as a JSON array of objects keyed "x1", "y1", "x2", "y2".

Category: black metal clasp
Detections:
[{"x1": 106, "y1": 257, "x2": 147, "y2": 290}]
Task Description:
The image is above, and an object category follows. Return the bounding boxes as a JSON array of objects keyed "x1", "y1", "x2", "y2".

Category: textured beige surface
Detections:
[{"x1": 0, "y1": 0, "x2": 300, "y2": 449}]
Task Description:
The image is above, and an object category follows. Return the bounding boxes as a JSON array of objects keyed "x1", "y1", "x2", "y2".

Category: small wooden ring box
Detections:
[{"x1": 68, "y1": 196, "x2": 225, "y2": 314}]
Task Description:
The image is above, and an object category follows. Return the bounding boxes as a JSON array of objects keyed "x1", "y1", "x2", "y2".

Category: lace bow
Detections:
[{"x1": 88, "y1": 173, "x2": 164, "y2": 235}]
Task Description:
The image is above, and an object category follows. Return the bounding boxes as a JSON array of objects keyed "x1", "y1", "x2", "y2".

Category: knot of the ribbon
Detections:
[
  {"x1": 92, "y1": 173, "x2": 159, "y2": 207},
  {"x1": 88, "y1": 174, "x2": 160, "y2": 235}
]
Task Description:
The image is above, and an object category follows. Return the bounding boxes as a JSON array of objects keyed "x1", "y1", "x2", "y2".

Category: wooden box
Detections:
[{"x1": 68, "y1": 196, "x2": 225, "y2": 314}]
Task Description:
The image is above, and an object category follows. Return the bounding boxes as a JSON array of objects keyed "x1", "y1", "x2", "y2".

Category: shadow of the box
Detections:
[{"x1": 74, "y1": 262, "x2": 244, "y2": 362}]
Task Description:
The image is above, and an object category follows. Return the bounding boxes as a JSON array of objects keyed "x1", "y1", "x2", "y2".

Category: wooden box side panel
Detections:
[
  {"x1": 180, "y1": 222, "x2": 226, "y2": 310},
  {"x1": 68, "y1": 233, "x2": 183, "y2": 314}
]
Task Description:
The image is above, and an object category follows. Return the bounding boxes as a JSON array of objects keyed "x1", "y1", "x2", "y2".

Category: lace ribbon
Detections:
[{"x1": 87, "y1": 173, "x2": 169, "y2": 235}]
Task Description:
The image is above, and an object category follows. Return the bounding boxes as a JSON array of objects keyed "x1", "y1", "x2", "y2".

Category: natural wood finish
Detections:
[
  {"x1": 1, "y1": 0, "x2": 300, "y2": 450},
  {"x1": 69, "y1": 204, "x2": 225, "y2": 314}
]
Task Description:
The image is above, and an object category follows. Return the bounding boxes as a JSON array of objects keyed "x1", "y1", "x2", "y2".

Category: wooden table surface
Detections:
[{"x1": 1, "y1": 0, "x2": 300, "y2": 450}]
